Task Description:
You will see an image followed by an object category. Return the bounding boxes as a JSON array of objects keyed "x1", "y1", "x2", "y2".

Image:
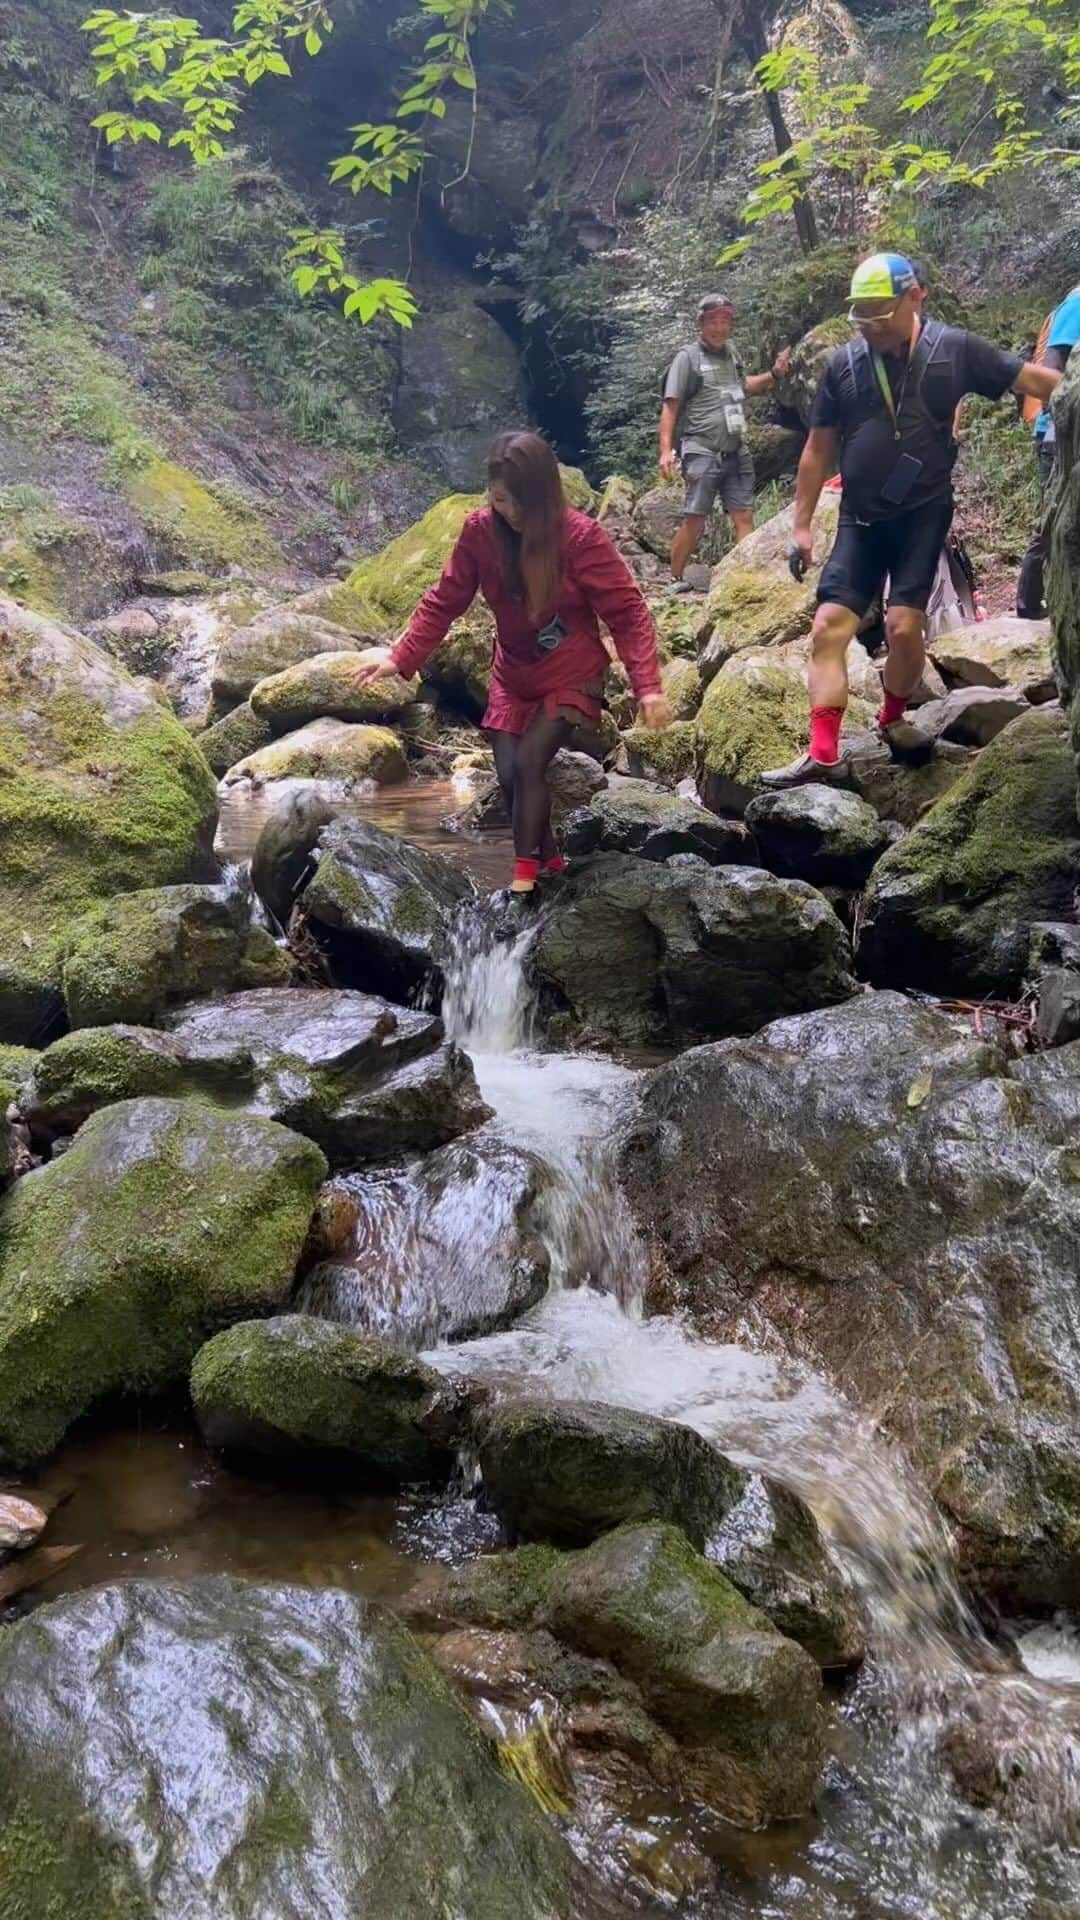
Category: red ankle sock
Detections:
[
  {"x1": 808, "y1": 705, "x2": 843, "y2": 765},
  {"x1": 878, "y1": 687, "x2": 907, "y2": 729},
  {"x1": 541, "y1": 854, "x2": 567, "y2": 875},
  {"x1": 511, "y1": 857, "x2": 540, "y2": 889}
]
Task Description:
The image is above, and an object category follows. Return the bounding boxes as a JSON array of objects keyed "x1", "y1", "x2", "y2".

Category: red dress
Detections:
[{"x1": 388, "y1": 505, "x2": 663, "y2": 734}]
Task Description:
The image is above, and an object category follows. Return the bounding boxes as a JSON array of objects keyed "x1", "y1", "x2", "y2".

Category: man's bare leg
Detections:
[
  {"x1": 670, "y1": 514, "x2": 707, "y2": 580},
  {"x1": 758, "y1": 600, "x2": 861, "y2": 788},
  {"x1": 730, "y1": 507, "x2": 754, "y2": 544}
]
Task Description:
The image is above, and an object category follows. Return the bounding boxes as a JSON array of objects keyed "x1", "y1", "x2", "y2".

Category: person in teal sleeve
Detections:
[{"x1": 1017, "y1": 282, "x2": 1080, "y2": 620}]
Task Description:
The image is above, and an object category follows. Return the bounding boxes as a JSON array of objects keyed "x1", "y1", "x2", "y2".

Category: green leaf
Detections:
[
  {"x1": 293, "y1": 264, "x2": 318, "y2": 294},
  {"x1": 304, "y1": 26, "x2": 322, "y2": 55},
  {"x1": 452, "y1": 64, "x2": 476, "y2": 86}
]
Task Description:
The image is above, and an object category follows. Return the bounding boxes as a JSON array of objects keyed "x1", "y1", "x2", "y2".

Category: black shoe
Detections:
[{"x1": 757, "y1": 752, "x2": 847, "y2": 791}]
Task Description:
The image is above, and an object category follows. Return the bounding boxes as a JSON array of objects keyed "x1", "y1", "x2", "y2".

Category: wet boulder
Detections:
[
  {"x1": 249, "y1": 651, "x2": 417, "y2": 734},
  {"x1": 299, "y1": 1134, "x2": 549, "y2": 1346},
  {"x1": 620, "y1": 990, "x2": 1080, "y2": 1606},
  {"x1": 617, "y1": 720, "x2": 697, "y2": 786},
  {"x1": 0, "y1": 1099, "x2": 325, "y2": 1464},
  {"x1": 0, "y1": 599, "x2": 218, "y2": 1044},
  {"x1": 840, "y1": 727, "x2": 975, "y2": 827},
  {"x1": 706, "y1": 1474, "x2": 865, "y2": 1671},
  {"x1": 302, "y1": 817, "x2": 473, "y2": 1007},
  {"x1": 227, "y1": 718, "x2": 409, "y2": 786},
  {"x1": 695, "y1": 642, "x2": 874, "y2": 814},
  {"x1": 695, "y1": 491, "x2": 841, "y2": 677},
  {"x1": 210, "y1": 608, "x2": 378, "y2": 712},
  {"x1": 195, "y1": 698, "x2": 272, "y2": 777},
  {"x1": 0, "y1": 1577, "x2": 577, "y2": 1919},
  {"x1": 26, "y1": 987, "x2": 488, "y2": 1168},
  {"x1": 474, "y1": 1398, "x2": 747, "y2": 1549},
  {"x1": 912, "y1": 684, "x2": 1032, "y2": 748},
  {"x1": 530, "y1": 854, "x2": 856, "y2": 1047},
  {"x1": 191, "y1": 1316, "x2": 461, "y2": 1482},
  {"x1": 858, "y1": 708, "x2": 1080, "y2": 997},
  {"x1": 744, "y1": 784, "x2": 889, "y2": 887},
  {"x1": 930, "y1": 615, "x2": 1057, "y2": 703},
  {"x1": 547, "y1": 1523, "x2": 825, "y2": 1827},
  {"x1": 250, "y1": 787, "x2": 337, "y2": 926},
  {"x1": 60, "y1": 882, "x2": 290, "y2": 1029},
  {"x1": 562, "y1": 783, "x2": 754, "y2": 866}
]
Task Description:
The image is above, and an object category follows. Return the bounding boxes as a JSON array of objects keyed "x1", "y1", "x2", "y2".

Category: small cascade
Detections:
[{"x1": 441, "y1": 904, "x2": 537, "y2": 1055}]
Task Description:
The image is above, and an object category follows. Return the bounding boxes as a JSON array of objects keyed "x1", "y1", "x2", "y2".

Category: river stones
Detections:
[
  {"x1": 249, "y1": 651, "x2": 416, "y2": 733},
  {"x1": 858, "y1": 708, "x2": 1080, "y2": 997},
  {"x1": 546, "y1": 1524, "x2": 824, "y2": 1827},
  {"x1": 0, "y1": 1577, "x2": 577, "y2": 1919},
  {"x1": 228, "y1": 718, "x2": 409, "y2": 786},
  {"x1": 474, "y1": 1398, "x2": 745, "y2": 1549},
  {"x1": 210, "y1": 608, "x2": 371, "y2": 711},
  {"x1": 0, "y1": 1099, "x2": 324, "y2": 1464},
  {"x1": 299, "y1": 1135, "x2": 549, "y2": 1346},
  {"x1": 191, "y1": 1316, "x2": 464, "y2": 1482},
  {"x1": 0, "y1": 597, "x2": 218, "y2": 1044},
  {"x1": 744, "y1": 784, "x2": 889, "y2": 888},
  {"x1": 250, "y1": 787, "x2": 337, "y2": 926},
  {"x1": 912, "y1": 684, "x2": 1031, "y2": 747},
  {"x1": 60, "y1": 881, "x2": 290, "y2": 1029},
  {"x1": 930, "y1": 615, "x2": 1057, "y2": 703},
  {"x1": 562, "y1": 783, "x2": 755, "y2": 866},
  {"x1": 620, "y1": 990, "x2": 1080, "y2": 1607},
  {"x1": 24, "y1": 988, "x2": 488, "y2": 1168},
  {"x1": 706, "y1": 1473, "x2": 865, "y2": 1671},
  {"x1": 530, "y1": 853, "x2": 856, "y2": 1047},
  {"x1": 195, "y1": 698, "x2": 272, "y2": 777},
  {"x1": 694, "y1": 491, "x2": 842, "y2": 676},
  {"x1": 302, "y1": 817, "x2": 473, "y2": 1007}
]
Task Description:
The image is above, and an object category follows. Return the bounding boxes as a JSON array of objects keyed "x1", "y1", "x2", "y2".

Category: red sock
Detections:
[
  {"x1": 512, "y1": 857, "x2": 540, "y2": 888},
  {"x1": 541, "y1": 854, "x2": 567, "y2": 875},
  {"x1": 877, "y1": 687, "x2": 907, "y2": 729},
  {"x1": 808, "y1": 705, "x2": 843, "y2": 765}
]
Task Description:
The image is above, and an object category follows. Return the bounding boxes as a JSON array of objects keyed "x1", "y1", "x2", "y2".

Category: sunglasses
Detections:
[{"x1": 848, "y1": 302, "x2": 902, "y2": 329}]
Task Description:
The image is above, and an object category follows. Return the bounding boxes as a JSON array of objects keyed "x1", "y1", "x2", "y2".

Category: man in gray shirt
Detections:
[{"x1": 659, "y1": 293, "x2": 791, "y2": 591}]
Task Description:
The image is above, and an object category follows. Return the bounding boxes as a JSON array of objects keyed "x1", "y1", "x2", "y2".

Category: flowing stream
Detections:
[{"x1": 18, "y1": 790, "x2": 1080, "y2": 1918}]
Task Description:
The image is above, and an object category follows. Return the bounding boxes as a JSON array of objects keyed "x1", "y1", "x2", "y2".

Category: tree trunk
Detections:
[{"x1": 737, "y1": 4, "x2": 820, "y2": 255}]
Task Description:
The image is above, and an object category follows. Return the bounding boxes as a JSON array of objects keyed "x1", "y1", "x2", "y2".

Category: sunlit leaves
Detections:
[{"x1": 285, "y1": 229, "x2": 420, "y2": 326}]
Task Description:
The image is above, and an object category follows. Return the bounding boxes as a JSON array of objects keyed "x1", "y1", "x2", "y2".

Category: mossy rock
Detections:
[
  {"x1": 343, "y1": 494, "x2": 481, "y2": 630},
  {"x1": 0, "y1": 599, "x2": 219, "y2": 1043},
  {"x1": 0, "y1": 1098, "x2": 326, "y2": 1464},
  {"x1": 775, "y1": 315, "x2": 851, "y2": 426},
  {"x1": 0, "y1": 1577, "x2": 578, "y2": 1919},
  {"x1": 651, "y1": 594, "x2": 702, "y2": 662},
  {"x1": 858, "y1": 707, "x2": 1080, "y2": 997},
  {"x1": 696, "y1": 645, "x2": 871, "y2": 813},
  {"x1": 250, "y1": 652, "x2": 417, "y2": 734},
  {"x1": 211, "y1": 610, "x2": 367, "y2": 712},
  {"x1": 621, "y1": 720, "x2": 696, "y2": 786},
  {"x1": 191, "y1": 1314, "x2": 460, "y2": 1482},
  {"x1": 229, "y1": 719, "x2": 408, "y2": 785},
  {"x1": 661, "y1": 656, "x2": 702, "y2": 720},
  {"x1": 0, "y1": 502, "x2": 121, "y2": 624},
  {"x1": 125, "y1": 458, "x2": 278, "y2": 570},
  {"x1": 61, "y1": 883, "x2": 289, "y2": 1029},
  {"x1": 696, "y1": 491, "x2": 841, "y2": 678},
  {"x1": 558, "y1": 464, "x2": 597, "y2": 512},
  {"x1": 546, "y1": 1523, "x2": 824, "y2": 1826},
  {"x1": 0, "y1": 1046, "x2": 39, "y2": 1099},
  {"x1": 194, "y1": 699, "x2": 272, "y2": 778}
]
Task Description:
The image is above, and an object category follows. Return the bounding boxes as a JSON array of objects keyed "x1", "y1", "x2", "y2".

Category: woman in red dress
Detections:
[{"x1": 354, "y1": 432, "x2": 670, "y2": 893}]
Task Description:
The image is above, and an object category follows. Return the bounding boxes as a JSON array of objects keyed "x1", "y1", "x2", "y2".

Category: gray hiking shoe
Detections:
[
  {"x1": 668, "y1": 576, "x2": 697, "y2": 596},
  {"x1": 757, "y1": 752, "x2": 847, "y2": 791}
]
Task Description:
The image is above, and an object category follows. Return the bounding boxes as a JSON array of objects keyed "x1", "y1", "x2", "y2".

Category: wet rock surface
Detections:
[
  {"x1": 61, "y1": 881, "x2": 290, "y2": 1028},
  {"x1": 302, "y1": 817, "x2": 474, "y2": 1006},
  {"x1": 530, "y1": 853, "x2": 856, "y2": 1046},
  {"x1": 745, "y1": 784, "x2": 889, "y2": 887},
  {"x1": 621, "y1": 990, "x2": 1080, "y2": 1606},
  {"x1": 562, "y1": 783, "x2": 755, "y2": 866},
  {"x1": 0, "y1": 1577, "x2": 577, "y2": 1919},
  {"x1": 706, "y1": 1472, "x2": 866, "y2": 1671},
  {"x1": 0, "y1": 1098, "x2": 325, "y2": 1464},
  {"x1": 913, "y1": 685, "x2": 1033, "y2": 747},
  {"x1": 300, "y1": 1134, "x2": 549, "y2": 1346}
]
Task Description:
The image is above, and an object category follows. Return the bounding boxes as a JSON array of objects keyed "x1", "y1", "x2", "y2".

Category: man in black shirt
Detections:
[{"x1": 760, "y1": 252, "x2": 1060, "y2": 787}]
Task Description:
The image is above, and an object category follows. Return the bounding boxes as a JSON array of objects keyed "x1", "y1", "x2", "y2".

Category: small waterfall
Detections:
[{"x1": 441, "y1": 905, "x2": 536, "y2": 1054}]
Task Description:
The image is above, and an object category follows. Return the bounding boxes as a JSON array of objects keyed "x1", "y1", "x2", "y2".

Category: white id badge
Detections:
[{"x1": 724, "y1": 402, "x2": 746, "y2": 437}]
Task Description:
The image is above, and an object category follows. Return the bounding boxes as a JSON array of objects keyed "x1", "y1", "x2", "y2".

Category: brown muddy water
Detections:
[{"x1": 5, "y1": 782, "x2": 1080, "y2": 1920}]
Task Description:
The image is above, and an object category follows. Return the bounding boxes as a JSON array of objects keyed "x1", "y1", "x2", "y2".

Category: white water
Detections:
[{"x1": 426, "y1": 906, "x2": 1080, "y2": 1919}]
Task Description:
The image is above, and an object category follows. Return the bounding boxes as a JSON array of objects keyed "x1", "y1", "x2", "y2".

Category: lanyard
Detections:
[{"x1": 871, "y1": 317, "x2": 921, "y2": 443}]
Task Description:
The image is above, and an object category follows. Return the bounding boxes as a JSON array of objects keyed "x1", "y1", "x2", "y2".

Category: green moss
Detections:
[
  {"x1": 704, "y1": 567, "x2": 813, "y2": 655},
  {"x1": 195, "y1": 701, "x2": 273, "y2": 778},
  {"x1": 190, "y1": 1315, "x2": 450, "y2": 1480},
  {"x1": 438, "y1": 1545, "x2": 565, "y2": 1630},
  {"x1": 696, "y1": 665, "x2": 810, "y2": 789},
  {"x1": 623, "y1": 721, "x2": 696, "y2": 786},
  {"x1": 558, "y1": 465, "x2": 596, "y2": 511},
  {"x1": 652, "y1": 597, "x2": 701, "y2": 662},
  {"x1": 125, "y1": 459, "x2": 279, "y2": 571},
  {"x1": 61, "y1": 885, "x2": 257, "y2": 1029},
  {"x1": 344, "y1": 495, "x2": 481, "y2": 628},
  {"x1": 0, "y1": 1799, "x2": 142, "y2": 1920},
  {"x1": 0, "y1": 1100, "x2": 326, "y2": 1463},
  {"x1": 390, "y1": 884, "x2": 439, "y2": 937},
  {"x1": 0, "y1": 1046, "x2": 38, "y2": 1095},
  {"x1": 233, "y1": 722, "x2": 408, "y2": 784},
  {"x1": 237, "y1": 927, "x2": 293, "y2": 989}
]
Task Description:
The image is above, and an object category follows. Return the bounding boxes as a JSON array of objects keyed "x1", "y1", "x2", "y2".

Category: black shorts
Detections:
[{"x1": 817, "y1": 499, "x2": 954, "y2": 617}]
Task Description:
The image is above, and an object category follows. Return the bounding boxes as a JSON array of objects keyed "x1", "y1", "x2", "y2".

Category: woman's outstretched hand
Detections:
[
  {"x1": 639, "y1": 694, "x2": 672, "y2": 732},
  {"x1": 352, "y1": 646, "x2": 397, "y2": 687}
]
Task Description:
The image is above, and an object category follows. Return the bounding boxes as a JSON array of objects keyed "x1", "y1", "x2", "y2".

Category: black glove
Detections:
[{"x1": 787, "y1": 541, "x2": 807, "y2": 583}]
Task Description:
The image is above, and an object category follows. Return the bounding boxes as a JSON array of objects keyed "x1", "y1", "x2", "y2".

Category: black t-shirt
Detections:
[{"x1": 811, "y1": 324, "x2": 1024, "y2": 521}]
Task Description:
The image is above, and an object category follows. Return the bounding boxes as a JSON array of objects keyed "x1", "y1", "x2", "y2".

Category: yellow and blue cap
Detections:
[{"x1": 850, "y1": 253, "x2": 918, "y2": 303}]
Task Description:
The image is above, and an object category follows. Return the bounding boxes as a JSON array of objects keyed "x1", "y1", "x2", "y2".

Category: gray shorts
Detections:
[{"x1": 681, "y1": 445, "x2": 755, "y2": 517}]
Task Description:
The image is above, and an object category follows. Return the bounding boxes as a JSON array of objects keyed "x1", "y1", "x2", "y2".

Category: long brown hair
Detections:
[{"x1": 487, "y1": 431, "x2": 566, "y2": 623}]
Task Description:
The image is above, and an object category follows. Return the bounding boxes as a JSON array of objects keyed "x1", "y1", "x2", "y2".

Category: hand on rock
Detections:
[
  {"x1": 352, "y1": 646, "x2": 396, "y2": 687},
  {"x1": 640, "y1": 694, "x2": 673, "y2": 732}
]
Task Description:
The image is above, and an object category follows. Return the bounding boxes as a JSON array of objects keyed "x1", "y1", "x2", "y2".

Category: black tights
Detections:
[{"x1": 490, "y1": 715, "x2": 572, "y2": 860}]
